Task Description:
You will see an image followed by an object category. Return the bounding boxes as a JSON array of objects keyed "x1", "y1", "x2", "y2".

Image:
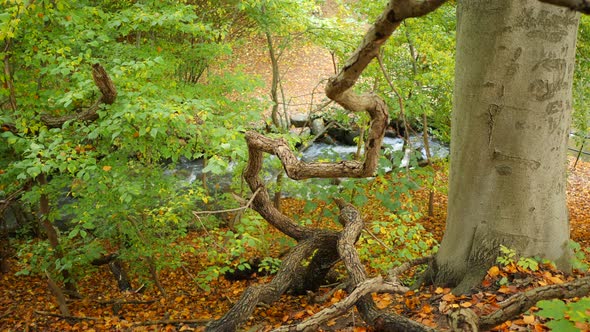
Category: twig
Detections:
[
  {"x1": 298, "y1": 121, "x2": 336, "y2": 153},
  {"x1": 34, "y1": 310, "x2": 101, "y2": 321},
  {"x1": 192, "y1": 188, "x2": 262, "y2": 253},
  {"x1": 312, "y1": 282, "x2": 347, "y2": 303},
  {"x1": 0, "y1": 309, "x2": 12, "y2": 320},
  {"x1": 362, "y1": 227, "x2": 397, "y2": 253},
  {"x1": 377, "y1": 52, "x2": 412, "y2": 171},
  {"x1": 132, "y1": 319, "x2": 210, "y2": 327},
  {"x1": 181, "y1": 265, "x2": 208, "y2": 292},
  {"x1": 94, "y1": 299, "x2": 156, "y2": 305},
  {"x1": 193, "y1": 187, "x2": 262, "y2": 215},
  {"x1": 387, "y1": 255, "x2": 433, "y2": 281}
]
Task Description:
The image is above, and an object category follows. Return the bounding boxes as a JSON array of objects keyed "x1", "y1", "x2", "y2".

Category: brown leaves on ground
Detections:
[{"x1": 1, "y1": 158, "x2": 588, "y2": 331}]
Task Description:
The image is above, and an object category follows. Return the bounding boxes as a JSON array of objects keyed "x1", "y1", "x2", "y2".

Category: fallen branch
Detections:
[
  {"x1": 132, "y1": 319, "x2": 209, "y2": 327},
  {"x1": 479, "y1": 275, "x2": 590, "y2": 330},
  {"x1": 34, "y1": 310, "x2": 101, "y2": 321},
  {"x1": 272, "y1": 275, "x2": 408, "y2": 332},
  {"x1": 95, "y1": 299, "x2": 156, "y2": 305},
  {"x1": 205, "y1": 233, "x2": 339, "y2": 331}
]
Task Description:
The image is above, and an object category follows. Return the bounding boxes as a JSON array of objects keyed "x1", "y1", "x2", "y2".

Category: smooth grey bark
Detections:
[{"x1": 433, "y1": 0, "x2": 579, "y2": 292}]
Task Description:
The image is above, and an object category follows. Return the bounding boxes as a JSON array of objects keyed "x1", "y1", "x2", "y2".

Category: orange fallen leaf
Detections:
[
  {"x1": 488, "y1": 265, "x2": 500, "y2": 277},
  {"x1": 442, "y1": 293, "x2": 456, "y2": 302},
  {"x1": 292, "y1": 311, "x2": 305, "y2": 319}
]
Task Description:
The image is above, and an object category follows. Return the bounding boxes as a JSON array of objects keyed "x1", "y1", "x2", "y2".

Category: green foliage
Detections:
[
  {"x1": 496, "y1": 245, "x2": 540, "y2": 271},
  {"x1": 573, "y1": 15, "x2": 590, "y2": 138},
  {"x1": 360, "y1": 212, "x2": 438, "y2": 274},
  {"x1": 569, "y1": 240, "x2": 589, "y2": 271},
  {"x1": 0, "y1": 0, "x2": 267, "y2": 288},
  {"x1": 537, "y1": 298, "x2": 590, "y2": 332},
  {"x1": 339, "y1": 1, "x2": 456, "y2": 143},
  {"x1": 259, "y1": 257, "x2": 282, "y2": 274},
  {"x1": 192, "y1": 212, "x2": 287, "y2": 291}
]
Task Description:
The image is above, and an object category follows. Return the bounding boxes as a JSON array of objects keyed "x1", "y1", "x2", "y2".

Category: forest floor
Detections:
[
  {"x1": 2, "y1": 2, "x2": 590, "y2": 328},
  {"x1": 0, "y1": 157, "x2": 589, "y2": 332}
]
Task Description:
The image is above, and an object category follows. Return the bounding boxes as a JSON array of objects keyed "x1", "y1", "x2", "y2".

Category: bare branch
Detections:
[{"x1": 193, "y1": 187, "x2": 262, "y2": 215}]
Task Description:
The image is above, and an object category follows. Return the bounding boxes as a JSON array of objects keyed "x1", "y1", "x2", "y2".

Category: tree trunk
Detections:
[{"x1": 433, "y1": 0, "x2": 579, "y2": 293}]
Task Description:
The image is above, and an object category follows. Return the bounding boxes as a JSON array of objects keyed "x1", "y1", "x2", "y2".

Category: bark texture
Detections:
[{"x1": 433, "y1": 0, "x2": 580, "y2": 293}]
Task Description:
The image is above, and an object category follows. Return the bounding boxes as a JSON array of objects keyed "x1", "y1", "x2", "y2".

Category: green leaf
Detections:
[
  {"x1": 545, "y1": 319, "x2": 579, "y2": 332},
  {"x1": 537, "y1": 300, "x2": 567, "y2": 320}
]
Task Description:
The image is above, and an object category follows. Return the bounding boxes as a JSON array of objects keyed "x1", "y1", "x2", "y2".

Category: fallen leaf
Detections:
[
  {"x1": 523, "y1": 314, "x2": 535, "y2": 324},
  {"x1": 442, "y1": 293, "x2": 456, "y2": 302},
  {"x1": 460, "y1": 302, "x2": 472, "y2": 308},
  {"x1": 488, "y1": 266, "x2": 501, "y2": 277}
]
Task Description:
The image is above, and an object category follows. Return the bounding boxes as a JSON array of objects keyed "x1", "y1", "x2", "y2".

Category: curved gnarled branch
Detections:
[
  {"x1": 215, "y1": 1, "x2": 449, "y2": 331},
  {"x1": 243, "y1": 0, "x2": 447, "y2": 240}
]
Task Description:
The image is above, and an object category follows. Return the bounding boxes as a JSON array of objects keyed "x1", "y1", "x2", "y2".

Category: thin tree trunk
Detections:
[
  {"x1": 265, "y1": 30, "x2": 287, "y2": 130},
  {"x1": 38, "y1": 174, "x2": 79, "y2": 296},
  {"x1": 3, "y1": 41, "x2": 17, "y2": 112}
]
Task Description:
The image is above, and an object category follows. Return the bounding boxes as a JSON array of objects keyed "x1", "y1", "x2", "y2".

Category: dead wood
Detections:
[
  {"x1": 269, "y1": 203, "x2": 437, "y2": 332},
  {"x1": 478, "y1": 275, "x2": 590, "y2": 330},
  {"x1": 34, "y1": 310, "x2": 101, "y2": 321},
  {"x1": 41, "y1": 63, "x2": 117, "y2": 128},
  {"x1": 132, "y1": 319, "x2": 209, "y2": 327},
  {"x1": 95, "y1": 299, "x2": 156, "y2": 305}
]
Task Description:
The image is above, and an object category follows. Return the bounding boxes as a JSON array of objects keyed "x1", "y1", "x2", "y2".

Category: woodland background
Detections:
[{"x1": 1, "y1": 0, "x2": 589, "y2": 331}]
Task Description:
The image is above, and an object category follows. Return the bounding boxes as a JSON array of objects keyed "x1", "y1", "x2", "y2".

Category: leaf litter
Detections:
[{"x1": 0, "y1": 158, "x2": 588, "y2": 331}]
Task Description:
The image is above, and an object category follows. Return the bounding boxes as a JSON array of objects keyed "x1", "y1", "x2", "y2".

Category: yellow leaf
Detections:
[
  {"x1": 460, "y1": 301, "x2": 473, "y2": 308},
  {"x1": 523, "y1": 315, "x2": 535, "y2": 324},
  {"x1": 102, "y1": 165, "x2": 112, "y2": 171}
]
